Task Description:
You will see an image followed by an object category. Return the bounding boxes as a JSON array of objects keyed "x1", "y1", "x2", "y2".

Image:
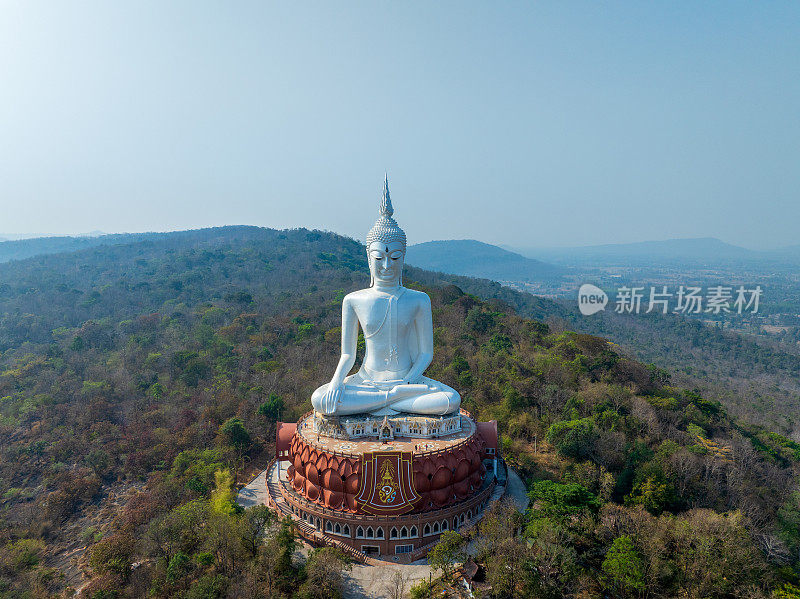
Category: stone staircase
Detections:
[
  {"x1": 266, "y1": 465, "x2": 290, "y2": 515},
  {"x1": 265, "y1": 460, "x2": 369, "y2": 564}
]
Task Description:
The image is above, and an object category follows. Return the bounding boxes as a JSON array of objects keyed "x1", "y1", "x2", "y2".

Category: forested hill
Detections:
[
  {"x1": 0, "y1": 226, "x2": 799, "y2": 598},
  {"x1": 0, "y1": 226, "x2": 366, "y2": 350},
  {"x1": 3, "y1": 226, "x2": 799, "y2": 435}
]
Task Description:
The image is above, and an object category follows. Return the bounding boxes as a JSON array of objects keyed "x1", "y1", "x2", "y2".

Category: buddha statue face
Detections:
[{"x1": 368, "y1": 240, "x2": 405, "y2": 287}]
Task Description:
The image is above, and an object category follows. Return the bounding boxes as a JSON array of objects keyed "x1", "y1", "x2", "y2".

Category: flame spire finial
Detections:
[
  {"x1": 380, "y1": 173, "x2": 393, "y2": 218},
  {"x1": 366, "y1": 174, "x2": 406, "y2": 250}
]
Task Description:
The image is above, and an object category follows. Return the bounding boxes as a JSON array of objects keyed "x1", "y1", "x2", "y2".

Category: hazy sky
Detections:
[{"x1": 1, "y1": 2, "x2": 798, "y2": 248}]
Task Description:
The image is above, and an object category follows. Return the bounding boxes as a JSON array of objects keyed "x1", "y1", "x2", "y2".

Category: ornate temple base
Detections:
[
  {"x1": 271, "y1": 410, "x2": 500, "y2": 562},
  {"x1": 312, "y1": 411, "x2": 463, "y2": 440}
]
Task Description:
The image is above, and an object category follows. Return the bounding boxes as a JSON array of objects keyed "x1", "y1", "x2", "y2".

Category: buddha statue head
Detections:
[{"x1": 366, "y1": 175, "x2": 406, "y2": 288}]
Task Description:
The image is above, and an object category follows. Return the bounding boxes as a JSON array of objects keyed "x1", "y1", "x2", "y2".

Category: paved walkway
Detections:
[
  {"x1": 237, "y1": 467, "x2": 270, "y2": 509},
  {"x1": 506, "y1": 467, "x2": 529, "y2": 512},
  {"x1": 343, "y1": 562, "x2": 433, "y2": 599}
]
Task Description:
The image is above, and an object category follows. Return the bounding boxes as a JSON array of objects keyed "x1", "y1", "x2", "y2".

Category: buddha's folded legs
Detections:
[
  {"x1": 310, "y1": 376, "x2": 461, "y2": 416},
  {"x1": 311, "y1": 381, "x2": 389, "y2": 415},
  {"x1": 389, "y1": 390, "x2": 460, "y2": 416}
]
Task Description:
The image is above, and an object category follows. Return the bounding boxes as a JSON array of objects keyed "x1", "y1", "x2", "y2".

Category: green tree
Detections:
[
  {"x1": 463, "y1": 306, "x2": 496, "y2": 334},
  {"x1": 297, "y1": 547, "x2": 351, "y2": 599},
  {"x1": 165, "y1": 551, "x2": 192, "y2": 584},
  {"x1": 273, "y1": 516, "x2": 298, "y2": 588},
  {"x1": 210, "y1": 469, "x2": 237, "y2": 515},
  {"x1": 527, "y1": 480, "x2": 601, "y2": 526},
  {"x1": 169, "y1": 448, "x2": 226, "y2": 495},
  {"x1": 778, "y1": 491, "x2": 800, "y2": 552},
  {"x1": 184, "y1": 574, "x2": 228, "y2": 599},
  {"x1": 485, "y1": 537, "x2": 529, "y2": 599},
  {"x1": 148, "y1": 381, "x2": 164, "y2": 398},
  {"x1": 85, "y1": 448, "x2": 111, "y2": 478},
  {"x1": 145, "y1": 500, "x2": 209, "y2": 564},
  {"x1": 257, "y1": 392, "x2": 285, "y2": 421},
  {"x1": 775, "y1": 583, "x2": 800, "y2": 599},
  {"x1": 219, "y1": 417, "x2": 251, "y2": 449},
  {"x1": 409, "y1": 579, "x2": 435, "y2": 599},
  {"x1": 626, "y1": 475, "x2": 675, "y2": 515},
  {"x1": 240, "y1": 505, "x2": 275, "y2": 558},
  {"x1": 545, "y1": 417, "x2": 598, "y2": 459},
  {"x1": 428, "y1": 531, "x2": 465, "y2": 579},
  {"x1": 602, "y1": 535, "x2": 645, "y2": 596},
  {"x1": 526, "y1": 521, "x2": 579, "y2": 597},
  {"x1": 489, "y1": 333, "x2": 513, "y2": 353}
]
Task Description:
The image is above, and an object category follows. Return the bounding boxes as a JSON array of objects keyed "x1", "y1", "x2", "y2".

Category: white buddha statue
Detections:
[{"x1": 311, "y1": 177, "x2": 461, "y2": 417}]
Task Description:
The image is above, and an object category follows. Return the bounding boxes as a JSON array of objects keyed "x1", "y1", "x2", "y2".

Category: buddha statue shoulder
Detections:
[{"x1": 311, "y1": 177, "x2": 460, "y2": 417}]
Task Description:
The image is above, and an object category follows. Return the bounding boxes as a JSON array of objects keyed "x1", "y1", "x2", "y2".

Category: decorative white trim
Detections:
[{"x1": 313, "y1": 412, "x2": 463, "y2": 440}]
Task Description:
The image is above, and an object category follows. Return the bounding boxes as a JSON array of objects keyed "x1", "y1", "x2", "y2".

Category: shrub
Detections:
[
  {"x1": 527, "y1": 480, "x2": 601, "y2": 525},
  {"x1": 219, "y1": 417, "x2": 251, "y2": 449},
  {"x1": 602, "y1": 535, "x2": 645, "y2": 595},
  {"x1": 546, "y1": 417, "x2": 597, "y2": 459},
  {"x1": 258, "y1": 393, "x2": 285, "y2": 421},
  {"x1": 210, "y1": 469, "x2": 237, "y2": 515},
  {"x1": 184, "y1": 574, "x2": 228, "y2": 599},
  {"x1": 409, "y1": 579, "x2": 435, "y2": 599},
  {"x1": 3, "y1": 539, "x2": 45, "y2": 571},
  {"x1": 88, "y1": 533, "x2": 135, "y2": 577}
]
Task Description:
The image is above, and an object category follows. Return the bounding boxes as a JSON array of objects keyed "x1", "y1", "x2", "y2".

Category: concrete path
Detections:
[
  {"x1": 343, "y1": 562, "x2": 433, "y2": 599},
  {"x1": 237, "y1": 467, "x2": 269, "y2": 509},
  {"x1": 505, "y1": 467, "x2": 529, "y2": 513}
]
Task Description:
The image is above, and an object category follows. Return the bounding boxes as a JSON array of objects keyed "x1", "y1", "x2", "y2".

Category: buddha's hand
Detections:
[
  {"x1": 388, "y1": 384, "x2": 431, "y2": 400},
  {"x1": 320, "y1": 381, "x2": 343, "y2": 415}
]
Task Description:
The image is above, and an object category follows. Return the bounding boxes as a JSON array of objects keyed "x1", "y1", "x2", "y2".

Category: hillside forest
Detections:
[{"x1": 0, "y1": 227, "x2": 798, "y2": 598}]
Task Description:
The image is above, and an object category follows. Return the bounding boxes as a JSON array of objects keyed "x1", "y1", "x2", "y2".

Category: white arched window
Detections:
[
  {"x1": 325, "y1": 521, "x2": 332, "y2": 532},
  {"x1": 400, "y1": 526, "x2": 408, "y2": 539},
  {"x1": 424, "y1": 523, "x2": 431, "y2": 536},
  {"x1": 366, "y1": 527, "x2": 374, "y2": 539},
  {"x1": 390, "y1": 527, "x2": 398, "y2": 539},
  {"x1": 356, "y1": 526, "x2": 364, "y2": 538},
  {"x1": 376, "y1": 527, "x2": 384, "y2": 538},
  {"x1": 343, "y1": 525, "x2": 350, "y2": 536},
  {"x1": 442, "y1": 520, "x2": 449, "y2": 531},
  {"x1": 334, "y1": 523, "x2": 341, "y2": 534},
  {"x1": 410, "y1": 526, "x2": 418, "y2": 537},
  {"x1": 432, "y1": 522, "x2": 440, "y2": 534}
]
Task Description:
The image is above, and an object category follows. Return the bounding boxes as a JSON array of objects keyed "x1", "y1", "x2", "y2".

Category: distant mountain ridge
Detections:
[
  {"x1": 406, "y1": 239, "x2": 562, "y2": 282},
  {"x1": 0, "y1": 233, "x2": 151, "y2": 263},
  {"x1": 511, "y1": 237, "x2": 800, "y2": 266},
  {"x1": 6, "y1": 233, "x2": 798, "y2": 270}
]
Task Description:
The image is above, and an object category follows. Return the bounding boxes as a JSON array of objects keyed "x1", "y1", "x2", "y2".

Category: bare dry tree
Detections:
[{"x1": 383, "y1": 568, "x2": 410, "y2": 599}]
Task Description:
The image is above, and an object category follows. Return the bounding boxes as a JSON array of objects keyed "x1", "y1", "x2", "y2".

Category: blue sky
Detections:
[{"x1": 0, "y1": 1, "x2": 798, "y2": 248}]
